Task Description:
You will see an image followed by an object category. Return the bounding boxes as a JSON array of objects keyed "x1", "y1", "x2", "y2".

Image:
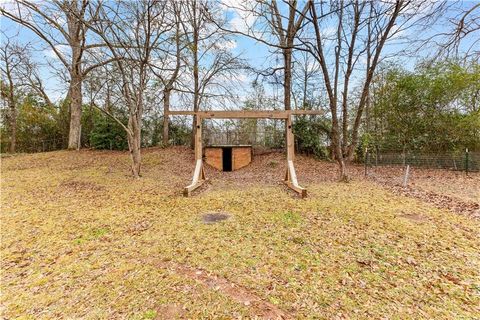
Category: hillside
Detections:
[{"x1": 1, "y1": 148, "x2": 479, "y2": 319}]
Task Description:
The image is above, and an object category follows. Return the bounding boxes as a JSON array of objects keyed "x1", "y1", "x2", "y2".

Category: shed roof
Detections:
[{"x1": 205, "y1": 145, "x2": 252, "y2": 148}]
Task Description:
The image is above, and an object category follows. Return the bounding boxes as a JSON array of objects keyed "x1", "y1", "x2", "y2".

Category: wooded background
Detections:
[{"x1": 1, "y1": 0, "x2": 479, "y2": 178}]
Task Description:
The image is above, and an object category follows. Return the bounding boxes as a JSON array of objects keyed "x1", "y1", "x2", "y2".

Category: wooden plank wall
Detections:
[
  {"x1": 205, "y1": 146, "x2": 252, "y2": 171},
  {"x1": 233, "y1": 147, "x2": 252, "y2": 170},
  {"x1": 205, "y1": 148, "x2": 223, "y2": 171}
]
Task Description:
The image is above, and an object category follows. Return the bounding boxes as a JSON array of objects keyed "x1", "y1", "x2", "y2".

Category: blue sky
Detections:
[{"x1": 1, "y1": 0, "x2": 478, "y2": 107}]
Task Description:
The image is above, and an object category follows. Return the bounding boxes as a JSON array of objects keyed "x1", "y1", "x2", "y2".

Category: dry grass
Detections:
[
  {"x1": 365, "y1": 164, "x2": 480, "y2": 204},
  {"x1": 1, "y1": 147, "x2": 479, "y2": 319}
]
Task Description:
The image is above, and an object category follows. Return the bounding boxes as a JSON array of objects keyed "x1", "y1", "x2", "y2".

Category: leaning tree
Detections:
[{"x1": 300, "y1": 0, "x2": 444, "y2": 180}]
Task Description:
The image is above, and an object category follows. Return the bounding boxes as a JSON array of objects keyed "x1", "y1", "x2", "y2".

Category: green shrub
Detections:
[
  {"x1": 293, "y1": 116, "x2": 330, "y2": 159},
  {"x1": 88, "y1": 110, "x2": 128, "y2": 150}
]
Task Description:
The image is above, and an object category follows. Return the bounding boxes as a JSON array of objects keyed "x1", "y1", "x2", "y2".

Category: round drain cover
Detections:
[{"x1": 202, "y1": 212, "x2": 230, "y2": 224}]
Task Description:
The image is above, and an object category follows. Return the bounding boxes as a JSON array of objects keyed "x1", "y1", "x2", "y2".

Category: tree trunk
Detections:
[
  {"x1": 283, "y1": 47, "x2": 292, "y2": 111},
  {"x1": 127, "y1": 118, "x2": 142, "y2": 178},
  {"x1": 333, "y1": 136, "x2": 349, "y2": 182},
  {"x1": 341, "y1": 94, "x2": 348, "y2": 156},
  {"x1": 5, "y1": 61, "x2": 17, "y2": 153},
  {"x1": 163, "y1": 88, "x2": 171, "y2": 146},
  {"x1": 67, "y1": 73, "x2": 82, "y2": 149},
  {"x1": 302, "y1": 64, "x2": 308, "y2": 109},
  {"x1": 331, "y1": 102, "x2": 349, "y2": 182},
  {"x1": 66, "y1": 2, "x2": 84, "y2": 150},
  {"x1": 9, "y1": 102, "x2": 16, "y2": 153},
  {"x1": 337, "y1": 157, "x2": 348, "y2": 182},
  {"x1": 191, "y1": 115, "x2": 198, "y2": 148},
  {"x1": 190, "y1": 1, "x2": 200, "y2": 149},
  {"x1": 346, "y1": 2, "x2": 402, "y2": 161}
]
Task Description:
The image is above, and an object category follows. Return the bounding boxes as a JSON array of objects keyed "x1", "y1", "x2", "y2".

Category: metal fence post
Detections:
[
  {"x1": 364, "y1": 147, "x2": 368, "y2": 177},
  {"x1": 402, "y1": 164, "x2": 410, "y2": 187},
  {"x1": 465, "y1": 148, "x2": 469, "y2": 175},
  {"x1": 77, "y1": 124, "x2": 82, "y2": 151}
]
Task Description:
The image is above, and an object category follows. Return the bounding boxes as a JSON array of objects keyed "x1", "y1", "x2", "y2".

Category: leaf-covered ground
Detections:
[{"x1": 1, "y1": 147, "x2": 479, "y2": 319}]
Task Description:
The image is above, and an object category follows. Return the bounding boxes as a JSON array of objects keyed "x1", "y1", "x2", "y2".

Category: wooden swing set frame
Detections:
[{"x1": 167, "y1": 109, "x2": 323, "y2": 198}]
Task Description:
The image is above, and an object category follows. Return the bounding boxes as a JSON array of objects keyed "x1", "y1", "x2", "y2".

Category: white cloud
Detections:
[
  {"x1": 215, "y1": 39, "x2": 237, "y2": 51},
  {"x1": 1, "y1": 0, "x2": 22, "y2": 13},
  {"x1": 1, "y1": 0, "x2": 32, "y2": 22},
  {"x1": 219, "y1": 0, "x2": 239, "y2": 10},
  {"x1": 388, "y1": 24, "x2": 408, "y2": 40},
  {"x1": 236, "y1": 72, "x2": 249, "y2": 84},
  {"x1": 403, "y1": 0, "x2": 436, "y2": 15},
  {"x1": 229, "y1": 15, "x2": 246, "y2": 33},
  {"x1": 219, "y1": 0, "x2": 257, "y2": 34},
  {"x1": 1, "y1": 0, "x2": 67, "y2": 33},
  {"x1": 44, "y1": 44, "x2": 69, "y2": 60},
  {"x1": 320, "y1": 26, "x2": 336, "y2": 39}
]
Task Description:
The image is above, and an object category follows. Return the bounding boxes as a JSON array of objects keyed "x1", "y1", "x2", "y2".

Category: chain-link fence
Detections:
[
  {"x1": 1, "y1": 137, "x2": 67, "y2": 154},
  {"x1": 362, "y1": 149, "x2": 479, "y2": 173}
]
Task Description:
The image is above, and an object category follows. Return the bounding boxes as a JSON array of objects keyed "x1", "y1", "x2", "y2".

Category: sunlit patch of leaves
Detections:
[
  {"x1": 73, "y1": 227, "x2": 110, "y2": 245},
  {"x1": 139, "y1": 310, "x2": 156, "y2": 319}
]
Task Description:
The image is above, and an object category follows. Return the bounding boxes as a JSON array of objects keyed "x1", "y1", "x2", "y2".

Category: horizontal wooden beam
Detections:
[
  {"x1": 291, "y1": 110, "x2": 324, "y2": 116},
  {"x1": 168, "y1": 110, "x2": 288, "y2": 119},
  {"x1": 167, "y1": 109, "x2": 323, "y2": 119}
]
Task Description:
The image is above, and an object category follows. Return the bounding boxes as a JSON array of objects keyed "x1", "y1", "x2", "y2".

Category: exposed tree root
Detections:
[{"x1": 147, "y1": 258, "x2": 292, "y2": 319}]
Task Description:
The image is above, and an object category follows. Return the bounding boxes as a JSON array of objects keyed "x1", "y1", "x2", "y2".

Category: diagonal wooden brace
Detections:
[
  {"x1": 183, "y1": 159, "x2": 207, "y2": 197},
  {"x1": 283, "y1": 160, "x2": 307, "y2": 198},
  {"x1": 175, "y1": 110, "x2": 315, "y2": 198},
  {"x1": 283, "y1": 114, "x2": 307, "y2": 198},
  {"x1": 184, "y1": 115, "x2": 207, "y2": 197}
]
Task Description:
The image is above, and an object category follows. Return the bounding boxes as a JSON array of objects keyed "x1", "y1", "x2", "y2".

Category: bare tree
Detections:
[
  {"x1": 19, "y1": 52, "x2": 55, "y2": 109},
  {"x1": 299, "y1": 0, "x2": 436, "y2": 180},
  {"x1": 1, "y1": 25, "x2": 65, "y2": 152},
  {"x1": 218, "y1": 0, "x2": 311, "y2": 111},
  {"x1": 440, "y1": 2, "x2": 480, "y2": 59},
  {"x1": 149, "y1": 2, "x2": 184, "y2": 146},
  {"x1": 83, "y1": 0, "x2": 172, "y2": 177},
  {"x1": 292, "y1": 50, "x2": 321, "y2": 109},
  {"x1": 180, "y1": 0, "x2": 246, "y2": 148},
  {"x1": 0, "y1": 33, "x2": 25, "y2": 153},
  {"x1": 269, "y1": 0, "x2": 311, "y2": 111},
  {"x1": 1, "y1": 0, "x2": 116, "y2": 149}
]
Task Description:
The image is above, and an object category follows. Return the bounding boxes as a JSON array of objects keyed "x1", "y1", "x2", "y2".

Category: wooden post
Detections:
[
  {"x1": 195, "y1": 117, "x2": 202, "y2": 160},
  {"x1": 286, "y1": 114, "x2": 294, "y2": 161},
  {"x1": 167, "y1": 109, "x2": 324, "y2": 197},
  {"x1": 364, "y1": 147, "x2": 368, "y2": 177},
  {"x1": 283, "y1": 114, "x2": 307, "y2": 198},
  {"x1": 184, "y1": 115, "x2": 207, "y2": 196}
]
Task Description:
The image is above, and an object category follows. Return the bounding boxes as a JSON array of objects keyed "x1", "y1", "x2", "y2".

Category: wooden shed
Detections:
[{"x1": 204, "y1": 145, "x2": 252, "y2": 171}]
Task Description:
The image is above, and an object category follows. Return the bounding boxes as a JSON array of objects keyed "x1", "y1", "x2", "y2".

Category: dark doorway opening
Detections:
[{"x1": 222, "y1": 147, "x2": 232, "y2": 171}]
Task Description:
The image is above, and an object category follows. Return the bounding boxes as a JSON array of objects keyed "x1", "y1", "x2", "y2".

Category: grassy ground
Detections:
[{"x1": 1, "y1": 148, "x2": 479, "y2": 319}]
